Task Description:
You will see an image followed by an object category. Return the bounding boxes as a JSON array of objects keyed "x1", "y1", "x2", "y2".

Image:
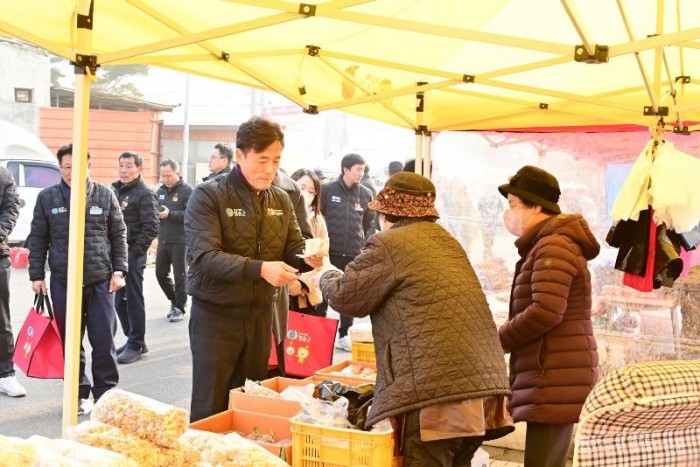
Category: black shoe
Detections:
[
  {"x1": 117, "y1": 347, "x2": 143, "y2": 364},
  {"x1": 116, "y1": 343, "x2": 148, "y2": 355},
  {"x1": 169, "y1": 307, "x2": 184, "y2": 322}
]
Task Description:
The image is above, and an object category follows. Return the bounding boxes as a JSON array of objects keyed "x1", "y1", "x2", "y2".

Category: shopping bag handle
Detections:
[{"x1": 33, "y1": 293, "x2": 55, "y2": 319}]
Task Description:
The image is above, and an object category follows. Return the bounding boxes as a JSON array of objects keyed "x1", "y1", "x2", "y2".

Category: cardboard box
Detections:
[
  {"x1": 228, "y1": 377, "x2": 314, "y2": 417},
  {"x1": 313, "y1": 360, "x2": 377, "y2": 387},
  {"x1": 190, "y1": 408, "x2": 293, "y2": 462}
]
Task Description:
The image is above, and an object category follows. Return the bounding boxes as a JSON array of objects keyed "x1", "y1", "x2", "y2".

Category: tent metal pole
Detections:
[
  {"x1": 415, "y1": 83, "x2": 426, "y2": 175},
  {"x1": 560, "y1": 0, "x2": 596, "y2": 56},
  {"x1": 110, "y1": 54, "x2": 217, "y2": 65},
  {"x1": 414, "y1": 132, "x2": 423, "y2": 175},
  {"x1": 653, "y1": 0, "x2": 665, "y2": 111},
  {"x1": 62, "y1": 1, "x2": 93, "y2": 438},
  {"x1": 423, "y1": 132, "x2": 432, "y2": 179},
  {"x1": 0, "y1": 19, "x2": 72, "y2": 59},
  {"x1": 610, "y1": 27, "x2": 700, "y2": 56}
]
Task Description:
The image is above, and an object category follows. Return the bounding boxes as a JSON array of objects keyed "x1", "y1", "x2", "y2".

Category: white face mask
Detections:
[
  {"x1": 503, "y1": 207, "x2": 535, "y2": 237},
  {"x1": 301, "y1": 189, "x2": 314, "y2": 208}
]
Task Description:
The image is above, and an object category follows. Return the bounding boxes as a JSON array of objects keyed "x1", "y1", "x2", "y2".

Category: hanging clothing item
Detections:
[
  {"x1": 606, "y1": 209, "x2": 653, "y2": 278},
  {"x1": 621, "y1": 211, "x2": 657, "y2": 292},
  {"x1": 611, "y1": 140, "x2": 700, "y2": 233}
]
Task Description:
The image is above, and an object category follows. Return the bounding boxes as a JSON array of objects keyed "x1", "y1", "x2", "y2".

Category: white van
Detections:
[{"x1": 0, "y1": 120, "x2": 61, "y2": 246}]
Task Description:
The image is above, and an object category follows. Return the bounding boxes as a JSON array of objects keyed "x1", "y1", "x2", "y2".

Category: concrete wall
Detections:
[{"x1": 0, "y1": 40, "x2": 50, "y2": 134}]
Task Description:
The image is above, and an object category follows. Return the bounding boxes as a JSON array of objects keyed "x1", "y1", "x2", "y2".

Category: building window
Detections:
[{"x1": 15, "y1": 88, "x2": 33, "y2": 103}]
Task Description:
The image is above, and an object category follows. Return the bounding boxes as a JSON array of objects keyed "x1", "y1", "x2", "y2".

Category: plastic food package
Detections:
[
  {"x1": 243, "y1": 379, "x2": 282, "y2": 399},
  {"x1": 330, "y1": 363, "x2": 377, "y2": 380},
  {"x1": 180, "y1": 429, "x2": 287, "y2": 466},
  {"x1": 0, "y1": 434, "x2": 36, "y2": 467},
  {"x1": 91, "y1": 389, "x2": 189, "y2": 448},
  {"x1": 29, "y1": 435, "x2": 135, "y2": 467},
  {"x1": 279, "y1": 382, "x2": 315, "y2": 402},
  {"x1": 348, "y1": 323, "x2": 373, "y2": 343},
  {"x1": 315, "y1": 381, "x2": 375, "y2": 430},
  {"x1": 71, "y1": 420, "x2": 200, "y2": 466},
  {"x1": 296, "y1": 392, "x2": 356, "y2": 429}
]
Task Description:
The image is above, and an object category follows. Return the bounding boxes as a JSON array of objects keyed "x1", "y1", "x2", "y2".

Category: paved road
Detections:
[{"x1": 0, "y1": 265, "x2": 358, "y2": 439}]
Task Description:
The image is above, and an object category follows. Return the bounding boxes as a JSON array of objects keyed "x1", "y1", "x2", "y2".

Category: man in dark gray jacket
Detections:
[
  {"x1": 0, "y1": 166, "x2": 23, "y2": 397},
  {"x1": 112, "y1": 152, "x2": 159, "y2": 364},
  {"x1": 185, "y1": 116, "x2": 324, "y2": 422},
  {"x1": 29, "y1": 144, "x2": 128, "y2": 415}
]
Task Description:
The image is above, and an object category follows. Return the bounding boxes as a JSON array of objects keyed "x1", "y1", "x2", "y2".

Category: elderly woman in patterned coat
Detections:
[
  {"x1": 498, "y1": 165, "x2": 600, "y2": 467},
  {"x1": 320, "y1": 172, "x2": 513, "y2": 466}
]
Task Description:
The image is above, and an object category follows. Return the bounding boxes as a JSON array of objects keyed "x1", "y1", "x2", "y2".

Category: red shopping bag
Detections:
[
  {"x1": 13, "y1": 294, "x2": 64, "y2": 379},
  {"x1": 269, "y1": 311, "x2": 339, "y2": 378}
]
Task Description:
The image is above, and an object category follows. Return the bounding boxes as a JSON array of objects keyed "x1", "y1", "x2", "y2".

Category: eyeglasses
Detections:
[
  {"x1": 60, "y1": 166, "x2": 72, "y2": 171},
  {"x1": 209, "y1": 155, "x2": 225, "y2": 161}
]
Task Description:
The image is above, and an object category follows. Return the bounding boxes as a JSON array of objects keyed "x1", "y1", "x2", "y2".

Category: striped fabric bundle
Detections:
[{"x1": 574, "y1": 360, "x2": 700, "y2": 466}]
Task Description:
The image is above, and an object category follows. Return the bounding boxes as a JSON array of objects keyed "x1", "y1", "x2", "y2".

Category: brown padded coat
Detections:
[
  {"x1": 499, "y1": 214, "x2": 600, "y2": 425},
  {"x1": 320, "y1": 219, "x2": 511, "y2": 428}
]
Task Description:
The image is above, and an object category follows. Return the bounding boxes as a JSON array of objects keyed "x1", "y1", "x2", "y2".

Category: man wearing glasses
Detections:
[
  {"x1": 202, "y1": 143, "x2": 233, "y2": 182},
  {"x1": 28, "y1": 144, "x2": 128, "y2": 415}
]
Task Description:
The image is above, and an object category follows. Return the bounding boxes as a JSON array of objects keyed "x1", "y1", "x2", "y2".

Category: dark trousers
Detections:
[
  {"x1": 51, "y1": 278, "x2": 119, "y2": 400},
  {"x1": 317, "y1": 254, "x2": 355, "y2": 337},
  {"x1": 0, "y1": 257, "x2": 15, "y2": 378},
  {"x1": 116, "y1": 251, "x2": 147, "y2": 350},
  {"x1": 524, "y1": 422, "x2": 574, "y2": 467},
  {"x1": 189, "y1": 301, "x2": 271, "y2": 422},
  {"x1": 402, "y1": 409, "x2": 484, "y2": 466},
  {"x1": 155, "y1": 242, "x2": 187, "y2": 309}
]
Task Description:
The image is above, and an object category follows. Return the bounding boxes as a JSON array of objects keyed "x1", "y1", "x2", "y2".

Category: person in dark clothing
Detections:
[
  {"x1": 112, "y1": 152, "x2": 159, "y2": 364},
  {"x1": 361, "y1": 164, "x2": 380, "y2": 236},
  {"x1": 28, "y1": 144, "x2": 128, "y2": 415},
  {"x1": 388, "y1": 160, "x2": 404, "y2": 176},
  {"x1": 184, "y1": 116, "x2": 324, "y2": 422},
  {"x1": 319, "y1": 153, "x2": 374, "y2": 351},
  {"x1": 155, "y1": 159, "x2": 193, "y2": 323},
  {"x1": 0, "y1": 166, "x2": 24, "y2": 397},
  {"x1": 268, "y1": 170, "x2": 313, "y2": 377},
  {"x1": 202, "y1": 143, "x2": 233, "y2": 182}
]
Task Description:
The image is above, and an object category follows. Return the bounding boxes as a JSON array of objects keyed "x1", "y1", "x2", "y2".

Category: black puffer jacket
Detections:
[
  {"x1": 185, "y1": 166, "x2": 311, "y2": 319},
  {"x1": 28, "y1": 180, "x2": 128, "y2": 286},
  {"x1": 112, "y1": 176, "x2": 159, "y2": 257},
  {"x1": 202, "y1": 166, "x2": 231, "y2": 183},
  {"x1": 320, "y1": 177, "x2": 374, "y2": 258},
  {"x1": 320, "y1": 219, "x2": 511, "y2": 427},
  {"x1": 0, "y1": 167, "x2": 19, "y2": 258},
  {"x1": 156, "y1": 178, "x2": 193, "y2": 244}
]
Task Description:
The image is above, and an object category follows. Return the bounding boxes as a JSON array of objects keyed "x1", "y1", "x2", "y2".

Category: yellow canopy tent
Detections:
[{"x1": 2, "y1": 0, "x2": 700, "y2": 436}]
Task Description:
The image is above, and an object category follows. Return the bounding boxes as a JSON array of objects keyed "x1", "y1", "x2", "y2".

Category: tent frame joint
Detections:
[
  {"x1": 306, "y1": 45, "x2": 321, "y2": 56},
  {"x1": 676, "y1": 76, "x2": 691, "y2": 84},
  {"x1": 539, "y1": 103, "x2": 549, "y2": 110},
  {"x1": 574, "y1": 44, "x2": 609, "y2": 64},
  {"x1": 303, "y1": 104, "x2": 319, "y2": 114},
  {"x1": 673, "y1": 125, "x2": 691, "y2": 135},
  {"x1": 463, "y1": 74, "x2": 475, "y2": 83},
  {"x1": 220, "y1": 52, "x2": 230, "y2": 62},
  {"x1": 643, "y1": 106, "x2": 668, "y2": 116},
  {"x1": 415, "y1": 125, "x2": 428, "y2": 135},
  {"x1": 299, "y1": 3, "x2": 317, "y2": 17},
  {"x1": 72, "y1": 54, "x2": 98, "y2": 75}
]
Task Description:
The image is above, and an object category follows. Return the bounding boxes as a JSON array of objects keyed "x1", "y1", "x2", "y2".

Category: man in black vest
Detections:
[
  {"x1": 112, "y1": 152, "x2": 159, "y2": 364},
  {"x1": 155, "y1": 159, "x2": 193, "y2": 322}
]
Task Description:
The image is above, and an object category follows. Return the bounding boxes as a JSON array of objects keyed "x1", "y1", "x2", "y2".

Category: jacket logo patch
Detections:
[
  {"x1": 121, "y1": 201, "x2": 129, "y2": 209},
  {"x1": 158, "y1": 194, "x2": 165, "y2": 200},
  {"x1": 226, "y1": 208, "x2": 246, "y2": 217},
  {"x1": 51, "y1": 207, "x2": 67, "y2": 215},
  {"x1": 172, "y1": 194, "x2": 178, "y2": 202},
  {"x1": 331, "y1": 195, "x2": 342, "y2": 203},
  {"x1": 267, "y1": 208, "x2": 284, "y2": 216},
  {"x1": 89, "y1": 206, "x2": 103, "y2": 215}
]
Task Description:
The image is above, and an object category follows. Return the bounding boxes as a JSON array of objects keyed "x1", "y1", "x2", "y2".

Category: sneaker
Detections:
[
  {"x1": 0, "y1": 375, "x2": 27, "y2": 397},
  {"x1": 335, "y1": 336, "x2": 352, "y2": 352},
  {"x1": 78, "y1": 398, "x2": 94, "y2": 416},
  {"x1": 167, "y1": 306, "x2": 176, "y2": 319},
  {"x1": 116, "y1": 343, "x2": 148, "y2": 355},
  {"x1": 169, "y1": 307, "x2": 184, "y2": 322},
  {"x1": 117, "y1": 347, "x2": 143, "y2": 364}
]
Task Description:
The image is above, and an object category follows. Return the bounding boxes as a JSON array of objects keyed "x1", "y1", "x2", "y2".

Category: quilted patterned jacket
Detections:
[
  {"x1": 185, "y1": 166, "x2": 309, "y2": 318},
  {"x1": 499, "y1": 214, "x2": 600, "y2": 424},
  {"x1": 320, "y1": 218, "x2": 510, "y2": 427}
]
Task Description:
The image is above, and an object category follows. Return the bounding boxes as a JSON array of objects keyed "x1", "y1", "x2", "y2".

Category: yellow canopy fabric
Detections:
[{"x1": 3, "y1": 0, "x2": 700, "y2": 132}]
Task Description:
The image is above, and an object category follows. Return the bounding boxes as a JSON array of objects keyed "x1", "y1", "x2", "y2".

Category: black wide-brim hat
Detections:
[{"x1": 498, "y1": 165, "x2": 562, "y2": 214}]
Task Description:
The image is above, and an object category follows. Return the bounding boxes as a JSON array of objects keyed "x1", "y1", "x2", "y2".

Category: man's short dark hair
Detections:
[
  {"x1": 341, "y1": 153, "x2": 365, "y2": 172},
  {"x1": 388, "y1": 161, "x2": 403, "y2": 175},
  {"x1": 119, "y1": 151, "x2": 144, "y2": 167},
  {"x1": 160, "y1": 159, "x2": 179, "y2": 172},
  {"x1": 214, "y1": 143, "x2": 233, "y2": 162},
  {"x1": 236, "y1": 117, "x2": 284, "y2": 155},
  {"x1": 56, "y1": 143, "x2": 90, "y2": 165}
]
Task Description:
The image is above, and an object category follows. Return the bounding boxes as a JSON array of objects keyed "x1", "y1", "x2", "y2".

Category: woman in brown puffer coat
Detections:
[{"x1": 498, "y1": 165, "x2": 600, "y2": 467}]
